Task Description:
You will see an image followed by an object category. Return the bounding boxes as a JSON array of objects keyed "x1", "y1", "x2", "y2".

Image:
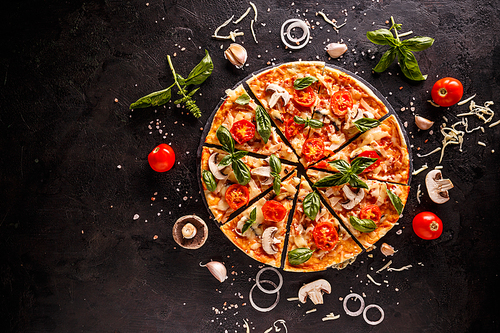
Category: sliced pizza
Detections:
[
  {"x1": 246, "y1": 61, "x2": 325, "y2": 156},
  {"x1": 220, "y1": 171, "x2": 300, "y2": 267},
  {"x1": 311, "y1": 115, "x2": 410, "y2": 185},
  {"x1": 205, "y1": 85, "x2": 298, "y2": 162},
  {"x1": 284, "y1": 177, "x2": 363, "y2": 272},
  {"x1": 201, "y1": 147, "x2": 296, "y2": 224},
  {"x1": 307, "y1": 169, "x2": 410, "y2": 249}
]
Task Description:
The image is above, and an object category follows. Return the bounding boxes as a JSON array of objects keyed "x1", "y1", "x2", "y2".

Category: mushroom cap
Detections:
[
  {"x1": 261, "y1": 227, "x2": 279, "y2": 255},
  {"x1": 172, "y1": 215, "x2": 208, "y2": 249},
  {"x1": 340, "y1": 185, "x2": 365, "y2": 210},
  {"x1": 298, "y1": 279, "x2": 332, "y2": 304},
  {"x1": 425, "y1": 170, "x2": 454, "y2": 204}
]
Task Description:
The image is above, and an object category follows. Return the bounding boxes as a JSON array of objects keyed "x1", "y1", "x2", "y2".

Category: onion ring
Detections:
[
  {"x1": 363, "y1": 304, "x2": 385, "y2": 325},
  {"x1": 255, "y1": 267, "x2": 283, "y2": 294},
  {"x1": 249, "y1": 280, "x2": 280, "y2": 312},
  {"x1": 286, "y1": 22, "x2": 308, "y2": 43},
  {"x1": 280, "y1": 19, "x2": 310, "y2": 50},
  {"x1": 343, "y1": 293, "x2": 365, "y2": 317}
]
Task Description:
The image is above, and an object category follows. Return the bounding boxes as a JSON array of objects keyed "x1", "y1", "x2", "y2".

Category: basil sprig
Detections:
[
  {"x1": 241, "y1": 207, "x2": 257, "y2": 234},
  {"x1": 202, "y1": 170, "x2": 217, "y2": 192},
  {"x1": 255, "y1": 106, "x2": 272, "y2": 144},
  {"x1": 294, "y1": 116, "x2": 324, "y2": 129},
  {"x1": 216, "y1": 125, "x2": 251, "y2": 185},
  {"x1": 303, "y1": 192, "x2": 321, "y2": 220},
  {"x1": 313, "y1": 157, "x2": 377, "y2": 189},
  {"x1": 293, "y1": 76, "x2": 319, "y2": 90},
  {"x1": 130, "y1": 50, "x2": 213, "y2": 118},
  {"x1": 354, "y1": 118, "x2": 380, "y2": 133},
  {"x1": 235, "y1": 93, "x2": 251, "y2": 105},
  {"x1": 366, "y1": 16, "x2": 433, "y2": 81},
  {"x1": 386, "y1": 185, "x2": 404, "y2": 215},
  {"x1": 269, "y1": 154, "x2": 282, "y2": 195},
  {"x1": 350, "y1": 216, "x2": 377, "y2": 233},
  {"x1": 288, "y1": 248, "x2": 314, "y2": 265}
]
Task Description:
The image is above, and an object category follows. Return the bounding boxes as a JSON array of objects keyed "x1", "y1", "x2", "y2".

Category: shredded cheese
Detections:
[
  {"x1": 457, "y1": 94, "x2": 476, "y2": 106},
  {"x1": 213, "y1": 15, "x2": 245, "y2": 41},
  {"x1": 376, "y1": 260, "x2": 392, "y2": 273},
  {"x1": 322, "y1": 313, "x2": 340, "y2": 321},
  {"x1": 417, "y1": 148, "x2": 441, "y2": 158},
  {"x1": 387, "y1": 264, "x2": 413, "y2": 272},
  {"x1": 489, "y1": 119, "x2": 500, "y2": 128},
  {"x1": 249, "y1": 1, "x2": 258, "y2": 21},
  {"x1": 439, "y1": 123, "x2": 465, "y2": 163},
  {"x1": 412, "y1": 164, "x2": 428, "y2": 175},
  {"x1": 243, "y1": 318, "x2": 250, "y2": 333},
  {"x1": 461, "y1": 117, "x2": 483, "y2": 133},
  {"x1": 434, "y1": 165, "x2": 443, "y2": 169},
  {"x1": 287, "y1": 297, "x2": 299, "y2": 301},
  {"x1": 306, "y1": 309, "x2": 317, "y2": 314},
  {"x1": 478, "y1": 141, "x2": 486, "y2": 146},
  {"x1": 416, "y1": 184, "x2": 421, "y2": 204},
  {"x1": 233, "y1": 7, "x2": 251, "y2": 24},
  {"x1": 251, "y1": 19, "x2": 258, "y2": 43},
  {"x1": 398, "y1": 30, "x2": 413, "y2": 37},
  {"x1": 316, "y1": 11, "x2": 346, "y2": 31},
  {"x1": 456, "y1": 100, "x2": 495, "y2": 123},
  {"x1": 427, "y1": 99, "x2": 440, "y2": 107},
  {"x1": 367, "y1": 273, "x2": 382, "y2": 286}
]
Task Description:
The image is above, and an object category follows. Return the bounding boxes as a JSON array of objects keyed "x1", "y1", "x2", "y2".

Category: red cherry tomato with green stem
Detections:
[
  {"x1": 412, "y1": 211, "x2": 443, "y2": 240},
  {"x1": 431, "y1": 77, "x2": 463, "y2": 107},
  {"x1": 148, "y1": 144, "x2": 175, "y2": 172}
]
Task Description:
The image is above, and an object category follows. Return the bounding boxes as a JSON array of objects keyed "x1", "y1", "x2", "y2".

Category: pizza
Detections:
[
  {"x1": 220, "y1": 171, "x2": 300, "y2": 267},
  {"x1": 199, "y1": 62, "x2": 411, "y2": 271}
]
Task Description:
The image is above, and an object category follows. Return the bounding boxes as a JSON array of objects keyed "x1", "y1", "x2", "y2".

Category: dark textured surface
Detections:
[{"x1": 1, "y1": 0, "x2": 499, "y2": 332}]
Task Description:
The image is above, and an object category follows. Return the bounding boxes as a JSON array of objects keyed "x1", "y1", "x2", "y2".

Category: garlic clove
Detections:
[
  {"x1": 380, "y1": 243, "x2": 396, "y2": 257},
  {"x1": 415, "y1": 115, "x2": 434, "y2": 130},
  {"x1": 182, "y1": 223, "x2": 197, "y2": 239},
  {"x1": 224, "y1": 43, "x2": 247, "y2": 69},
  {"x1": 325, "y1": 43, "x2": 348, "y2": 58},
  {"x1": 200, "y1": 261, "x2": 227, "y2": 282}
]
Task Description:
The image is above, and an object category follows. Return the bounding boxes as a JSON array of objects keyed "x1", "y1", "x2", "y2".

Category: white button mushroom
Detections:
[
  {"x1": 425, "y1": 170, "x2": 454, "y2": 204},
  {"x1": 261, "y1": 227, "x2": 280, "y2": 255},
  {"x1": 298, "y1": 279, "x2": 332, "y2": 305}
]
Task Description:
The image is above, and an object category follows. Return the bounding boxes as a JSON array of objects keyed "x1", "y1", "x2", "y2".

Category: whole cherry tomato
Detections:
[
  {"x1": 431, "y1": 77, "x2": 463, "y2": 107},
  {"x1": 285, "y1": 117, "x2": 305, "y2": 140},
  {"x1": 148, "y1": 144, "x2": 175, "y2": 172},
  {"x1": 230, "y1": 119, "x2": 255, "y2": 144},
  {"x1": 330, "y1": 90, "x2": 353, "y2": 117},
  {"x1": 302, "y1": 138, "x2": 325, "y2": 162},
  {"x1": 225, "y1": 184, "x2": 250, "y2": 210},
  {"x1": 293, "y1": 86, "x2": 317, "y2": 107},
  {"x1": 313, "y1": 221, "x2": 339, "y2": 251},
  {"x1": 354, "y1": 151, "x2": 381, "y2": 173},
  {"x1": 412, "y1": 211, "x2": 443, "y2": 240},
  {"x1": 262, "y1": 200, "x2": 287, "y2": 222},
  {"x1": 359, "y1": 204, "x2": 382, "y2": 224}
]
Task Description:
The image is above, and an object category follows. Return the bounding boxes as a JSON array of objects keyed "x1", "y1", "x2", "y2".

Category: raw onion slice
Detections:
[
  {"x1": 343, "y1": 293, "x2": 365, "y2": 317},
  {"x1": 280, "y1": 19, "x2": 310, "y2": 50},
  {"x1": 249, "y1": 280, "x2": 280, "y2": 312},
  {"x1": 255, "y1": 267, "x2": 283, "y2": 294},
  {"x1": 363, "y1": 304, "x2": 385, "y2": 325}
]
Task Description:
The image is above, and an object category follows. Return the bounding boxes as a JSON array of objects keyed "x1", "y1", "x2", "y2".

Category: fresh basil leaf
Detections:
[
  {"x1": 348, "y1": 174, "x2": 369, "y2": 189},
  {"x1": 216, "y1": 125, "x2": 235, "y2": 153},
  {"x1": 401, "y1": 36, "x2": 435, "y2": 51},
  {"x1": 255, "y1": 105, "x2": 272, "y2": 144},
  {"x1": 231, "y1": 150, "x2": 248, "y2": 161},
  {"x1": 288, "y1": 248, "x2": 314, "y2": 265},
  {"x1": 235, "y1": 93, "x2": 251, "y2": 105},
  {"x1": 397, "y1": 47, "x2": 427, "y2": 81},
  {"x1": 202, "y1": 170, "x2": 217, "y2": 192},
  {"x1": 354, "y1": 118, "x2": 381, "y2": 133},
  {"x1": 269, "y1": 154, "x2": 282, "y2": 174},
  {"x1": 129, "y1": 87, "x2": 171, "y2": 109},
  {"x1": 242, "y1": 208, "x2": 257, "y2": 234},
  {"x1": 328, "y1": 159, "x2": 351, "y2": 173},
  {"x1": 373, "y1": 47, "x2": 397, "y2": 73},
  {"x1": 218, "y1": 155, "x2": 232, "y2": 168},
  {"x1": 293, "y1": 116, "x2": 307, "y2": 125},
  {"x1": 350, "y1": 156, "x2": 378, "y2": 174},
  {"x1": 272, "y1": 173, "x2": 281, "y2": 195},
  {"x1": 293, "y1": 76, "x2": 318, "y2": 90},
  {"x1": 176, "y1": 74, "x2": 186, "y2": 86},
  {"x1": 183, "y1": 50, "x2": 214, "y2": 86},
  {"x1": 350, "y1": 216, "x2": 377, "y2": 233},
  {"x1": 308, "y1": 119, "x2": 324, "y2": 129},
  {"x1": 303, "y1": 192, "x2": 321, "y2": 221},
  {"x1": 366, "y1": 29, "x2": 398, "y2": 46},
  {"x1": 386, "y1": 186, "x2": 404, "y2": 215},
  {"x1": 313, "y1": 173, "x2": 347, "y2": 188},
  {"x1": 232, "y1": 159, "x2": 251, "y2": 185},
  {"x1": 173, "y1": 87, "x2": 200, "y2": 104}
]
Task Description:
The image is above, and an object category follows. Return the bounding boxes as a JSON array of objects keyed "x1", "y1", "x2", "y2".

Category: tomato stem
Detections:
[
  {"x1": 430, "y1": 221, "x2": 440, "y2": 231},
  {"x1": 438, "y1": 87, "x2": 448, "y2": 97}
]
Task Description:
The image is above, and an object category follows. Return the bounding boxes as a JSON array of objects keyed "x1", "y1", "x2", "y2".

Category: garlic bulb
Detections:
[
  {"x1": 415, "y1": 115, "x2": 434, "y2": 130},
  {"x1": 380, "y1": 243, "x2": 396, "y2": 257},
  {"x1": 325, "y1": 43, "x2": 348, "y2": 58},
  {"x1": 199, "y1": 261, "x2": 227, "y2": 282},
  {"x1": 224, "y1": 43, "x2": 247, "y2": 69}
]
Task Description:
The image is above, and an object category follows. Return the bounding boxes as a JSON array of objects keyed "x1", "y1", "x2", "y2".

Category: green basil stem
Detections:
[
  {"x1": 167, "y1": 55, "x2": 187, "y2": 101},
  {"x1": 390, "y1": 16, "x2": 400, "y2": 43}
]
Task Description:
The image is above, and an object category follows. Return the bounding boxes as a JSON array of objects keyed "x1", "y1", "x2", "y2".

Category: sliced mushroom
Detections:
[
  {"x1": 425, "y1": 170, "x2": 454, "y2": 204},
  {"x1": 261, "y1": 227, "x2": 279, "y2": 255},
  {"x1": 340, "y1": 185, "x2": 365, "y2": 210},
  {"x1": 251, "y1": 166, "x2": 273, "y2": 185},
  {"x1": 415, "y1": 115, "x2": 434, "y2": 130},
  {"x1": 266, "y1": 84, "x2": 291, "y2": 108},
  {"x1": 209, "y1": 153, "x2": 228, "y2": 180},
  {"x1": 298, "y1": 279, "x2": 331, "y2": 305}
]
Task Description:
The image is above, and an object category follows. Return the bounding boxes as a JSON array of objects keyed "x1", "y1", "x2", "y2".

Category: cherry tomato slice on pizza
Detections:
[
  {"x1": 285, "y1": 117, "x2": 305, "y2": 140},
  {"x1": 330, "y1": 90, "x2": 353, "y2": 117},
  {"x1": 293, "y1": 86, "x2": 317, "y2": 107},
  {"x1": 431, "y1": 77, "x2": 463, "y2": 107},
  {"x1": 313, "y1": 221, "x2": 339, "y2": 251},
  {"x1": 230, "y1": 119, "x2": 255, "y2": 144},
  {"x1": 225, "y1": 184, "x2": 250, "y2": 210},
  {"x1": 359, "y1": 205, "x2": 382, "y2": 224},
  {"x1": 302, "y1": 138, "x2": 325, "y2": 162},
  {"x1": 148, "y1": 144, "x2": 175, "y2": 172},
  {"x1": 355, "y1": 150, "x2": 381, "y2": 173},
  {"x1": 262, "y1": 200, "x2": 287, "y2": 223},
  {"x1": 412, "y1": 211, "x2": 443, "y2": 240}
]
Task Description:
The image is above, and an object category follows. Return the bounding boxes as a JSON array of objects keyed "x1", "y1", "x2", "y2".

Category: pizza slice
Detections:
[
  {"x1": 284, "y1": 177, "x2": 363, "y2": 272},
  {"x1": 205, "y1": 85, "x2": 298, "y2": 162},
  {"x1": 304, "y1": 66, "x2": 389, "y2": 165},
  {"x1": 311, "y1": 115, "x2": 410, "y2": 185},
  {"x1": 246, "y1": 61, "x2": 325, "y2": 156},
  {"x1": 201, "y1": 147, "x2": 296, "y2": 224},
  {"x1": 220, "y1": 171, "x2": 300, "y2": 267},
  {"x1": 307, "y1": 169, "x2": 410, "y2": 249}
]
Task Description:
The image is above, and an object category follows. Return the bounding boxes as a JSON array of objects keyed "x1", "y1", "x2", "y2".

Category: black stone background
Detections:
[{"x1": 1, "y1": 0, "x2": 499, "y2": 332}]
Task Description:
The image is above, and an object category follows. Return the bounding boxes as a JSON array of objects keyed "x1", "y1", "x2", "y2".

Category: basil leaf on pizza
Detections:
[
  {"x1": 241, "y1": 207, "x2": 257, "y2": 234},
  {"x1": 303, "y1": 192, "x2": 321, "y2": 220},
  {"x1": 386, "y1": 186, "x2": 404, "y2": 215},
  {"x1": 269, "y1": 154, "x2": 282, "y2": 195},
  {"x1": 313, "y1": 173, "x2": 346, "y2": 188},
  {"x1": 288, "y1": 248, "x2": 314, "y2": 265},
  {"x1": 348, "y1": 175, "x2": 369, "y2": 190},
  {"x1": 232, "y1": 159, "x2": 251, "y2": 185},
  {"x1": 294, "y1": 116, "x2": 323, "y2": 129},
  {"x1": 293, "y1": 76, "x2": 318, "y2": 90},
  {"x1": 349, "y1": 216, "x2": 377, "y2": 232},
  {"x1": 350, "y1": 156, "x2": 378, "y2": 174},
  {"x1": 216, "y1": 125, "x2": 235, "y2": 153},
  {"x1": 202, "y1": 170, "x2": 217, "y2": 192},
  {"x1": 255, "y1": 106, "x2": 272, "y2": 144},
  {"x1": 354, "y1": 118, "x2": 381, "y2": 133},
  {"x1": 235, "y1": 93, "x2": 251, "y2": 105},
  {"x1": 328, "y1": 159, "x2": 351, "y2": 173},
  {"x1": 231, "y1": 150, "x2": 249, "y2": 160}
]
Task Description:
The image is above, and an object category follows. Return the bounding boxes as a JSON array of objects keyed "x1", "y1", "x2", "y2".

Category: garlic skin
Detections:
[
  {"x1": 200, "y1": 261, "x2": 227, "y2": 282},
  {"x1": 325, "y1": 43, "x2": 348, "y2": 58},
  {"x1": 224, "y1": 43, "x2": 247, "y2": 69}
]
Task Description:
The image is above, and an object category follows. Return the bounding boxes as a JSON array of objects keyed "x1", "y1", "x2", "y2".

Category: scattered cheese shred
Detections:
[
  {"x1": 489, "y1": 119, "x2": 500, "y2": 128},
  {"x1": 427, "y1": 99, "x2": 440, "y2": 107},
  {"x1": 367, "y1": 273, "x2": 382, "y2": 286},
  {"x1": 249, "y1": 1, "x2": 258, "y2": 22},
  {"x1": 434, "y1": 165, "x2": 443, "y2": 169},
  {"x1": 233, "y1": 7, "x2": 251, "y2": 24},
  {"x1": 461, "y1": 117, "x2": 483, "y2": 133},
  {"x1": 417, "y1": 147, "x2": 441, "y2": 158},
  {"x1": 213, "y1": 15, "x2": 245, "y2": 41},
  {"x1": 287, "y1": 297, "x2": 299, "y2": 301},
  {"x1": 478, "y1": 141, "x2": 486, "y2": 146},
  {"x1": 416, "y1": 184, "x2": 422, "y2": 204},
  {"x1": 322, "y1": 313, "x2": 340, "y2": 321},
  {"x1": 439, "y1": 123, "x2": 465, "y2": 163},
  {"x1": 251, "y1": 19, "x2": 258, "y2": 43},
  {"x1": 306, "y1": 309, "x2": 317, "y2": 314},
  {"x1": 412, "y1": 164, "x2": 428, "y2": 175},
  {"x1": 387, "y1": 264, "x2": 413, "y2": 272},
  {"x1": 316, "y1": 11, "x2": 346, "y2": 32},
  {"x1": 457, "y1": 94, "x2": 476, "y2": 106},
  {"x1": 376, "y1": 260, "x2": 392, "y2": 273},
  {"x1": 243, "y1": 318, "x2": 250, "y2": 333},
  {"x1": 456, "y1": 100, "x2": 495, "y2": 124},
  {"x1": 398, "y1": 30, "x2": 413, "y2": 37}
]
